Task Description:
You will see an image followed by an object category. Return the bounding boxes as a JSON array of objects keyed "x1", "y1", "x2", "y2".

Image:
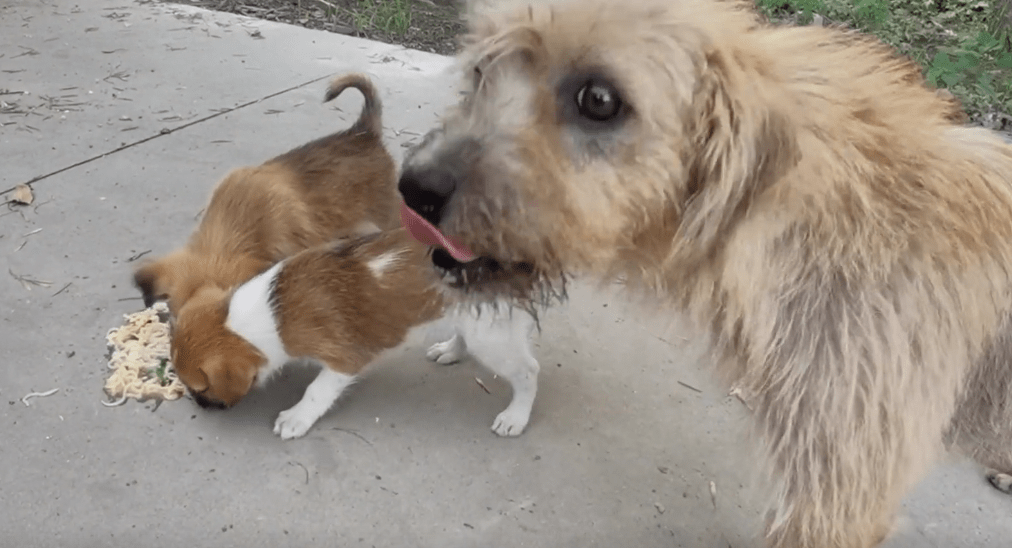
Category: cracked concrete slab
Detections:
[{"x1": 2, "y1": 1, "x2": 1011, "y2": 547}]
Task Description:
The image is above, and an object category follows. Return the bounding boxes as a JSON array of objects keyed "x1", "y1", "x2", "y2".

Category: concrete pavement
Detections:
[{"x1": 2, "y1": 1, "x2": 1010, "y2": 546}]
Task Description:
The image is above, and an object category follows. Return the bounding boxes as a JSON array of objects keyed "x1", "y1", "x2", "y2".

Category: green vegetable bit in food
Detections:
[{"x1": 154, "y1": 358, "x2": 169, "y2": 386}]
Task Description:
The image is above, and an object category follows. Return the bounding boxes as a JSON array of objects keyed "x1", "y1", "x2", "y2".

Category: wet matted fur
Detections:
[{"x1": 396, "y1": 0, "x2": 1012, "y2": 546}]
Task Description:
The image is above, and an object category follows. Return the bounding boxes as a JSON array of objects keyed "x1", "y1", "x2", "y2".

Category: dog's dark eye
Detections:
[{"x1": 575, "y1": 79, "x2": 622, "y2": 122}]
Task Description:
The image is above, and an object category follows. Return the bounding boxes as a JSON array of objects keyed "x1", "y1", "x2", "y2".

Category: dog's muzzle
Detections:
[
  {"x1": 398, "y1": 136, "x2": 482, "y2": 226},
  {"x1": 191, "y1": 390, "x2": 228, "y2": 410}
]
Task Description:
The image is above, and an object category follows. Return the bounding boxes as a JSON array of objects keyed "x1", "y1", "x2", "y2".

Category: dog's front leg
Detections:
[
  {"x1": 274, "y1": 365, "x2": 356, "y2": 440},
  {"x1": 755, "y1": 365, "x2": 954, "y2": 548},
  {"x1": 487, "y1": 341, "x2": 539, "y2": 438},
  {"x1": 426, "y1": 329, "x2": 467, "y2": 364},
  {"x1": 458, "y1": 308, "x2": 540, "y2": 437}
]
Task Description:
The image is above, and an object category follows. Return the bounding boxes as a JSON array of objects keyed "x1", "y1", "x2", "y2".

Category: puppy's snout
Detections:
[
  {"x1": 191, "y1": 390, "x2": 228, "y2": 410},
  {"x1": 398, "y1": 165, "x2": 458, "y2": 226}
]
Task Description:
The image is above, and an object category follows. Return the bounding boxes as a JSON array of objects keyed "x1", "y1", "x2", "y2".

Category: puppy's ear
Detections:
[
  {"x1": 190, "y1": 365, "x2": 212, "y2": 394},
  {"x1": 202, "y1": 351, "x2": 260, "y2": 408},
  {"x1": 134, "y1": 250, "x2": 198, "y2": 310},
  {"x1": 679, "y1": 49, "x2": 799, "y2": 254},
  {"x1": 133, "y1": 258, "x2": 172, "y2": 308}
]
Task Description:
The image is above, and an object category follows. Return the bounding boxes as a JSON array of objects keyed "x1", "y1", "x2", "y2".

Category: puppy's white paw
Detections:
[
  {"x1": 491, "y1": 406, "x2": 530, "y2": 437},
  {"x1": 273, "y1": 406, "x2": 315, "y2": 440},
  {"x1": 426, "y1": 335, "x2": 464, "y2": 365}
]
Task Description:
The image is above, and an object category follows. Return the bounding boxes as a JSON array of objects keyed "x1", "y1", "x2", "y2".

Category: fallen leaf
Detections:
[
  {"x1": 10, "y1": 184, "x2": 33, "y2": 205},
  {"x1": 474, "y1": 376, "x2": 491, "y2": 394}
]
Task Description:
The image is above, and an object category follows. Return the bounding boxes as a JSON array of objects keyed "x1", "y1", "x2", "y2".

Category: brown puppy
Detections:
[
  {"x1": 133, "y1": 72, "x2": 397, "y2": 314},
  {"x1": 397, "y1": 1, "x2": 1012, "y2": 546},
  {"x1": 171, "y1": 228, "x2": 542, "y2": 439}
]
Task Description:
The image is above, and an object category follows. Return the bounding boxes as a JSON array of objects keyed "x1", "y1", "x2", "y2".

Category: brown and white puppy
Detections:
[
  {"x1": 170, "y1": 228, "x2": 541, "y2": 439},
  {"x1": 397, "y1": 0, "x2": 1012, "y2": 546},
  {"x1": 133, "y1": 72, "x2": 398, "y2": 315}
]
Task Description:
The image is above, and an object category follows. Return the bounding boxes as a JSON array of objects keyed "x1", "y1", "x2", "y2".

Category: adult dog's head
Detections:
[{"x1": 398, "y1": 0, "x2": 800, "y2": 305}]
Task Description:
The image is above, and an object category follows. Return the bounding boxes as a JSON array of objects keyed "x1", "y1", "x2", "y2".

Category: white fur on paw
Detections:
[
  {"x1": 986, "y1": 469, "x2": 1012, "y2": 494},
  {"x1": 491, "y1": 407, "x2": 530, "y2": 437},
  {"x1": 426, "y1": 338, "x2": 464, "y2": 365},
  {"x1": 273, "y1": 407, "x2": 315, "y2": 440}
]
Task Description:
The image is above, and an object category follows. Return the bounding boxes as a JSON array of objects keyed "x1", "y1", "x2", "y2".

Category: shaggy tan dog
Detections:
[{"x1": 396, "y1": 0, "x2": 1012, "y2": 546}]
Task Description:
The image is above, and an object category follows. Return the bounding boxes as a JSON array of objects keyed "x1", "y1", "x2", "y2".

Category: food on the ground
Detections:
[{"x1": 104, "y1": 302, "x2": 185, "y2": 405}]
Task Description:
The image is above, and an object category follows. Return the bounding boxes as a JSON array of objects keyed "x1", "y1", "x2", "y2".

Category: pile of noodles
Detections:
[{"x1": 103, "y1": 302, "x2": 185, "y2": 405}]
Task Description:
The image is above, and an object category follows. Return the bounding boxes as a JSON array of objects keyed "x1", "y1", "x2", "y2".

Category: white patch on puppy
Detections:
[
  {"x1": 225, "y1": 262, "x2": 291, "y2": 385},
  {"x1": 366, "y1": 249, "x2": 406, "y2": 278},
  {"x1": 352, "y1": 220, "x2": 383, "y2": 237}
]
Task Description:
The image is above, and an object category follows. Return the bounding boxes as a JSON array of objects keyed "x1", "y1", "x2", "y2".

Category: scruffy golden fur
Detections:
[
  {"x1": 396, "y1": 1, "x2": 1012, "y2": 546},
  {"x1": 133, "y1": 73, "x2": 398, "y2": 314}
]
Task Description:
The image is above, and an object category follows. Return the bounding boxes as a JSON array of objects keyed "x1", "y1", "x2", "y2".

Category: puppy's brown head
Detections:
[
  {"x1": 170, "y1": 286, "x2": 265, "y2": 409},
  {"x1": 398, "y1": 0, "x2": 799, "y2": 304}
]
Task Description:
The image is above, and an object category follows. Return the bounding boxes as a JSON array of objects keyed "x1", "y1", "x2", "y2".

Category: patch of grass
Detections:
[
  {"x1": 756, "y1": 0, "x2": 1012, "y2": 129},
  {"x1": 168, "y1": 0, "x2": 464, "y2": 56},
  {"x1": 353, "y1": 0, "x2": 412, "y2": 36}
]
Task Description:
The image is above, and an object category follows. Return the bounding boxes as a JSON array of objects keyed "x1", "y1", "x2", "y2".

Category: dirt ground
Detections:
[{"x1": 167, "y1": 0, "x2": 466, "y2": 55}]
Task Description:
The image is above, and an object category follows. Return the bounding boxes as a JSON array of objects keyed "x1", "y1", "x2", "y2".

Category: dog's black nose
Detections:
[
  {"x1": 191, "y1": 390, "x2": 227, "y2": 410},
  {"x1": 399, "y1": 137, "x2": 481, "y2": 226},
  {"x1": 398, "y1": 165, "x2": 458, "y2": 226}
]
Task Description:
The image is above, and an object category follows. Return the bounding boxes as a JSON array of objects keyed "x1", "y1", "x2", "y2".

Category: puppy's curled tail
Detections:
[{"x1": 324, "y1": 73, "x2": 382, "y2": 137}]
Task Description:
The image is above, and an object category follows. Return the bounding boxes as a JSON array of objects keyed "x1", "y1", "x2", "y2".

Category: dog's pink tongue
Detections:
[{"x1": 400, "y1": 202, "x2": 477, "y2": 263}]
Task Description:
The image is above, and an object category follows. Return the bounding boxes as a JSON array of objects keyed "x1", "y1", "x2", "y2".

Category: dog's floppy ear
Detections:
[
  {"x1": 133, "y1": 259, "x2": 172, "y2": 308},
  {"x1": 679, "y1": 49, "x2": 799, "y2": 254},
  {"x1": 200, "y1": 350, "x2": 260, "y2": 408},
  {"x1": 132, "y1": 250, "x2": 191, "y2": 308}
]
